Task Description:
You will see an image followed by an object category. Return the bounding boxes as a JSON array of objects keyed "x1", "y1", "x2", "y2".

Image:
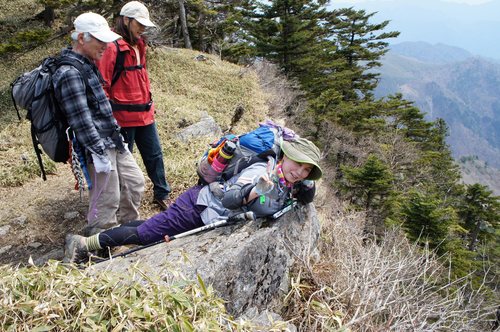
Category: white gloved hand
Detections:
[
  {"x1": 92, "y1": 153, "x2": 111, "y2": 173},
  {"x1": 255, "y1": 174, "x2": 274, "y2": 195}
]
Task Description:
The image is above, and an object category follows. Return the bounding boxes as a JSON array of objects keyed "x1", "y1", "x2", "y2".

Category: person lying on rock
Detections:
[{"x1": 64, "y1": 137, "x2": 323, "y2": 263}]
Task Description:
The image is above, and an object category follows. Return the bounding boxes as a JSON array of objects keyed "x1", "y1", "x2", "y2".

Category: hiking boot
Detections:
[
  {"x1": 153, "y1": 197, "x2": 171, "y2": 211},
  {"x1": 63, "y1": 234, "x2": 88, "y2": 264}
]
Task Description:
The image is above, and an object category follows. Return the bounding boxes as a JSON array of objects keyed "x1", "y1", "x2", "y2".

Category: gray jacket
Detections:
[{"x1": 196, "y1": 162, "x2": 291, "y2": 225}]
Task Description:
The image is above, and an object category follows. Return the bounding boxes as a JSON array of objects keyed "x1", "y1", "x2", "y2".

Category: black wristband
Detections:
[{"x1": 242, "y1": 183, "x2": 256, "y2": 202}]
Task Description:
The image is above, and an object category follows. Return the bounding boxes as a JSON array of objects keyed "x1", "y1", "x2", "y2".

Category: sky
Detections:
[
  {"x1": 329, "y1": 0, "x2": 500, "y2": 59},
  {"x1": 443, "y1": 0, "x2": 491, "y2": 3},
  {"x1": 335, "y1": 0, "x2": 491, "y2": 5}
]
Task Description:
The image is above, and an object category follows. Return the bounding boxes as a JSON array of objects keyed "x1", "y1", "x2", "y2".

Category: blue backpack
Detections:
[{"x1": 197, "y1": 122, "x2": 294, "y2": 184}]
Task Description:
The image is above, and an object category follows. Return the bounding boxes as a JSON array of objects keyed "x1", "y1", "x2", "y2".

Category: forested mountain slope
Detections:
[{"x1": 376, "y1": 42, "x2": 500, "y2": 193}]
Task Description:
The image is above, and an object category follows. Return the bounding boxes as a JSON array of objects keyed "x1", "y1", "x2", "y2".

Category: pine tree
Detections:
[
  {"x1": 323, "y1": 8, "x2": 399, "y2": 102},
  {"x1": 175, "y1": 0, "x2": 235, "y2": 52},
  {"x1": 248, "y1": 0, "x2": 328, "y2": 77},
  {"x1": 341, "y1": 154, "x2": 394, "y2": 211},
  {"x1": 458, "y1": 183, "x2": 499, "y2": 251},
  {"x1": 402, "y1": 190, "x2": 457, "y2": 254},
  {"x1": 302, "y1": 8, "x2": 399, "y2": 135},
  {"x1": 381, "y1": 93, "x2": 432, "y2": 142},
  {"x1": 415, "y1": 119, "x2": 462, "y2": 200},
  {"x1": 217, "y1": 0, "x2": 259, "y2": 61}
]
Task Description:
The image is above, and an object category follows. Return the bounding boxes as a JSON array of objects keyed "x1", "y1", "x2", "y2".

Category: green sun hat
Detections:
[{"x1": 281, "y1": 137, "x2": 323, "y2": 180}]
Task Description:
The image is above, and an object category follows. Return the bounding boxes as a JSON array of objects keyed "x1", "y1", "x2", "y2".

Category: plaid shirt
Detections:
[{"x1": 53, "y1": 49, "x2": 118, "y2": 156}]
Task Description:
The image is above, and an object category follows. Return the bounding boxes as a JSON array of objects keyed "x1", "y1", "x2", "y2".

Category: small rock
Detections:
[
  {"x1": 176, "y1": 112, "x2": 222, "y2": 142},
  {"x1": 309, "y1": 247, "x2": 321, "y2": 264},
  {"x1": 28, "y1": 242, "x2": 43, "y2": 249},
  {"x1": 0, "y1": 225, "x2": 11, "y2": 237},
  {"x1": 64, "y1": 211, "x2": 80, "y2": 221},
  {"x1": 194, "y1": 54, "x2": 209, "y2": 61},
  {"x1": 0, "y1": 245, "x2": 12, "y2": 255},
  {"x1": 34, "y1": 248, "x2": 65, "y2": 266},
  {"x1": 11, "y1": 216, "x2": 28, "y2": 226},
  {"x1": 241, "y1": 308, "x2": 297, "y2": 332}
]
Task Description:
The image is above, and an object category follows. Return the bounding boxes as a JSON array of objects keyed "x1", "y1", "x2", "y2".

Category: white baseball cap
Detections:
[
  {"x1": 120, "y1": 1, "x2": 156, "y2": 27},
  {"x1": 74, "y1": 12, "x2": 121, "y2": 42}
]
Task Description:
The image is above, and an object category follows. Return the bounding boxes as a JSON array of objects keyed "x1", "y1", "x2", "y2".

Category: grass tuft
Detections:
[{"x1": 0, "y1": 261, "x2": 252, "y2": 331}]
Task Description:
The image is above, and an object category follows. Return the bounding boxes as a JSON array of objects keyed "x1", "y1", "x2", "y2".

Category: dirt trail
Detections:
[{"x1": 0, "y1": 164, "x2": 159, "y2": 265}]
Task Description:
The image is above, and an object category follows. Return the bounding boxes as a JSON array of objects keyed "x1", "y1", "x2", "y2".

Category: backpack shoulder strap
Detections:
[
  {"x1": 56, "y1": 57, "x2": 93, "y2": 96},
  {"x1": 111, "y1": 40, "x2": 126, "y2": 87}
]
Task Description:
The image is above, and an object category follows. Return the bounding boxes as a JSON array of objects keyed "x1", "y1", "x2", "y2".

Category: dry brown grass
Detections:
[{"x1": 282, "y1": 176, "x2": 498, "y2": 331}]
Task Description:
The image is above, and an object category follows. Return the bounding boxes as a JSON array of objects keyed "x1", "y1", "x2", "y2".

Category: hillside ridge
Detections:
[{"x1": 376, "y1": 44, "x2": 500, "y2": 193}]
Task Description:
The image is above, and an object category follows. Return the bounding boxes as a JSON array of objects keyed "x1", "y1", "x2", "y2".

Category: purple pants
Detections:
[{"x1": 137, "y1": 185, "x2": 206, "y2": 244}]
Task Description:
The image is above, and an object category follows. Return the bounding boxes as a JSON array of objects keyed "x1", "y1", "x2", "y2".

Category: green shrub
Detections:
[{"x1": 0, "y1": 28, "x2": 51, "y2": 57}]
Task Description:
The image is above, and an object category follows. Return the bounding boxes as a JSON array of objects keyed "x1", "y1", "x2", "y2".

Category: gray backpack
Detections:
[{"x1": 11, "y1": 56, "x2": 91, "y2": 180}]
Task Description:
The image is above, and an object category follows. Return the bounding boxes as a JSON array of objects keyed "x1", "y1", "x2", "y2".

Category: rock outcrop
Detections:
[{"x1": 91, "y1": 203, "x2": 320, "y2": 317}]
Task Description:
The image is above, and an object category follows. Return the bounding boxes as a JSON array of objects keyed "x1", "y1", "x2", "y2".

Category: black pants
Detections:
[{"x1": 98, "y1": 220, "x2": 144, "y2": 247}]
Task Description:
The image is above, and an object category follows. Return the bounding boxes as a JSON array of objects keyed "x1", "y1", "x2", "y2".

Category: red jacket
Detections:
[{"x1": 96, "y1": 38, "x2": 155, "y2": 127}]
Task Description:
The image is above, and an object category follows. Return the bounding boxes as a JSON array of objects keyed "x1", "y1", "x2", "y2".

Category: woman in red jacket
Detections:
[{"x1": 96, "y1": 1, "x2": 171, "y2": 210}]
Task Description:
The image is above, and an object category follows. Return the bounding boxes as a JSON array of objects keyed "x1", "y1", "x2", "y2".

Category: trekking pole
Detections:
[
  {"x1": 92, "y1": 211, "x2": 256, "y2": 263},
  {"x1": 270, "y1": 200, "x2": 297, "y2": 220},
  {"x1": 167, "y1": 211, "x2": 255, "y2": 241},
  {"x1": 92, "y1": 201, "x2": 298, "y2": 264}
]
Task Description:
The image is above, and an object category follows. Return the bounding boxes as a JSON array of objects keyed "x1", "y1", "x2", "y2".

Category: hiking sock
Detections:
[{"x1": 86, "y1": 234, "x2": 102, "y2": 251}]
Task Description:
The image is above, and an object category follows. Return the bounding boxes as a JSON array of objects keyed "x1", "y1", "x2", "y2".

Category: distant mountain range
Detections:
[
  {"x1": 375, "y1": 41, "x2": 500, "y2": 194},
  {"x1": 331, "y1": 0, "x2": 500, "y2": 59}
]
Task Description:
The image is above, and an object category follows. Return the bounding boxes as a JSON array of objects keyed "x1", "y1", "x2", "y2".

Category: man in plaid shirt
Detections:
[{"x1": 53, "y1": 12, "x2": 145, "y2": 239}]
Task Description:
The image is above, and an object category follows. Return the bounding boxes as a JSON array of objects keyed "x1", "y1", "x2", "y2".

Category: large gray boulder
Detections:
[
  {"x1": 176, "y1": 111, "x2": 222, "y2": 143},
  {"x1": 91, "y1": 203, "x2": 320, "y2": 317}
]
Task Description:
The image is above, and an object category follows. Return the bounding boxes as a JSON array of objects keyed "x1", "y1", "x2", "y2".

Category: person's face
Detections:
[
  {"x1": 79, "y1": 34, "x2": 108, "y2": 61},
  {"x1": 281, "y1": 155, "x2": 313, "y2": 184},
  {"x1": 125, "y1": 17, "x2": 146, "y2": 40}
]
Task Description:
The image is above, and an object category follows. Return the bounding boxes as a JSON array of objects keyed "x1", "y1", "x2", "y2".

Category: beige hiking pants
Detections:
[{"x1": 87, "y1": 148, "x2": 145, "y2": 230}]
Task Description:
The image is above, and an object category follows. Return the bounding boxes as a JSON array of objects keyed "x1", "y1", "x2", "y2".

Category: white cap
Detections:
[
  {"x1": 74, "y1": 12, "x2": 121, "y2": 42},
  {"x1": 120, "y1": 1, "x2": 156, "y2": 27}
]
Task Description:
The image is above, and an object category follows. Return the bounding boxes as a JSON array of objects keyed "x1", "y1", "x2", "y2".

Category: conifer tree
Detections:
[
  {"x1": 341, "y1": 154, "x2": 394, "y2": 211},
  {"x1": 382, "y1": 94, "x2": 432, "y2": 142},
  {"x1": 183, "y1": 0, "x2": 257, "y2": 53},
  {"x1": 301, "y1": 8, "x2": 399, "y2": 134},
  {"x1": 416, "y1": 119, "x2": 462, "y2": 200},
  {"x1": 218, "y1": 0, "x2": 261, "y2": 61},
  {"x1": 458, "y1": 183, "x2": 499, "y2": 251},
  {"x1": 402, "y1": 190, "x2": 457, "y2": 254},
  {"x1": 172, "y1": 0, "x2": 233, "y2": 52},
  {"x1": 248, "y1": 0, "x2": 328, "y2": 76},
  {"x1": 1, "y1": 0, "x2": 115, "y2": 57},
  {"x1": 322, "y1": 8, "x2": 399, "y2": 102}
]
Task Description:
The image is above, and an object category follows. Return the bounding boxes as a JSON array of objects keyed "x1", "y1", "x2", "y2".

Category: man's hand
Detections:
[{"x1": 92, "y1": 153, "x2": 111, "y2": 173}]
